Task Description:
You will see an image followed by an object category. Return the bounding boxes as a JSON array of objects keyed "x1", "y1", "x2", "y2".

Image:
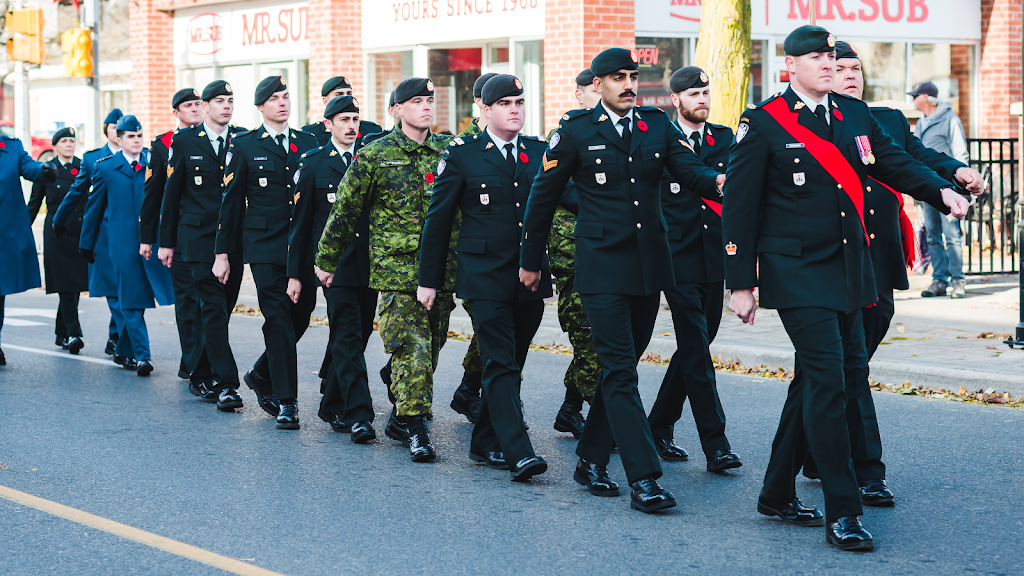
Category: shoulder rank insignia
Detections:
[
  {"x1": 293, "y1": 192, "x2": 300, "y2": 204},
  {"x1": 166, "y1": 165, "x2": 175, "y2": 177},
  {"x1": 747, "y1": 104, "x2": 757, "y2": 110},
  {"x1": 542, "y1": 152, "x2": 557, "y2": 172},
  {"x1": 453, "y1": 137, "x2": 465, "y2": 146},
  {"x1": 726, "y1": 242, "x2": 737, "y2": 256},
  {"x1": 678, "y1": 139, "x2": 694, "y2": 153},
  {"x1": 598, "y1": 114, "x2": 608, "y2": 122},
  {"x1": 146, "y1": 167, "x2": 153, "y2": 182},
  {"x1": 794, "y1": 101, "x2": 805, "y2": 110},
  {"x1": 223, "y1": 172, "x2": 234, "y2": 186}
]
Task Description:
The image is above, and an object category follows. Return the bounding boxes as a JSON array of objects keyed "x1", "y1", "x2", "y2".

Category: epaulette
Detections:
[
  {"x1": 748, "y1": 92, "x2": 782, "y2": 110},
  {"x1": 636, "y1": 105, "x2": 664, "y2": 113},
  {"x1": 559, "y1": 108, "x2": 590, "y2": 123},
  {"x1": 448, "y1": 137, "x2": 467, "y2": 147},
  {"x1": 229, "y1": 125, "x2": 246, "y2": 135},
  {"x1": 300, "y1": 145, "x2": 325, "y2": 160},
  {"x1": 230, "y1": 129, "x2": 254, "y2": 140},
  {"x1": 831, "y1": 91, "x2": 860, "y2": 103},
  {"x1": 95, "y1": 155, "x2": 114, "y2": 164},
  {"x1": 520, "y1": 134, "x2": 543, "y2": 142}
]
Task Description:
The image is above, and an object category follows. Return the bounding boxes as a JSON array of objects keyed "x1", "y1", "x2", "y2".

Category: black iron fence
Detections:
[{"x1": 963, "y1": 138, "x2": 1018, "y2": 275}]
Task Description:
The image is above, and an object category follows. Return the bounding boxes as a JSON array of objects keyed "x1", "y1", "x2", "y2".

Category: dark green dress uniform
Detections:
[
  {"x1": 420, "y1": 126, "x2": 573, "y2": 469},
  {"x1": 27, "y1": 155, "x2": 89, "y2": 343},
  {"x1": 288, "y1": 139, "x2": 377, "y2": 426},
  {"x1": 520, "y1": 101, "x2": 721, "y2": 486},
  {"x1": 140, "y1": 128, "x2": 206, "y2": 380},
  {"x1": 161, "y1": 123, "x2": 248, "y2": 392},
  {"x1": 647, "y1": 119, "x2": 735, "y2": 462},
  {"x1": 216, "y1": 124, "x2": 319, "y2": 402},
  {"x1": 723, "y1": 86, "x2": 953, "y2": 524}
]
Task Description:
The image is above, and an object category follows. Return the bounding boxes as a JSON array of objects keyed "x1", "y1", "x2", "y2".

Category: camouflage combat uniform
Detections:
[
  {"x1": 316, "y1": 128, "x2": 456, "y2": 417},
  {"x1": 455, "y1": 119, "x2": 484, "y2": 379},
  {"x1": 547, "y1": 129, "x2": 600, "y2": 403}
]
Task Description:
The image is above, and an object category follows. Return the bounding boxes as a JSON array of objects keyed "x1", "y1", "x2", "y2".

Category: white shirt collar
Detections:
[
  {"x1": 204, "y1": 121, "x2": 228, "y2": 142},
  {"x1": 791, "y1": 87, "x2": 831, "y2": 122},
  {"x1": 486, "y1": 127, "x2": 519, "y2": 158},
  {"x1": 331, "y1": 138, "x2": 355, "y2": 158},
  {"x1": 263, "y1": 124, "x2": 288, "y2": 144},
  {"x1": 677, "y1": 119, "x2": 706, "y2": 141},
  {"x1": 121, "y1": 150, "x2": 141, "y2": 164},
  {"x1": 604, "y1": 105, "x2": 634, "y2": 127}
]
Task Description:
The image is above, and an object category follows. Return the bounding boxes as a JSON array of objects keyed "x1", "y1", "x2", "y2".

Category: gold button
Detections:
[
  {"x1": 596, "y1": 158, "x2": 602, "y2": 164},
  {"x1": 516, "y1": 203, "x2": 520, "y2": 208},
  {"x1": 628, "y1": 157, "x2": 633, "y2": 162},
  {"x1": 866, "y1": 186, "x2": 872, "y2": 192},
  {"x1": 703, "y1": 224, "x2": 708, "y2": 229},
  {"x1": 287, "y1": 185, "x2": 291, "y2": 188},
  {"x1": 794, "y1": 158, "x2": 800, "y2": 164},
  {"x1": 195, "y1": 167, "x2": 199, "y2": 171},
  {"x1": 518, "y1": 222, "x2": 522, "y2": 227},
  {"x1": 837, "y1": 184, "x2": 843, "y2": 189},
  {"x1": 636, "y1": 223, "x2": 642, "y2": 229},
  {"x1": 355, "y1": 233, "x2": 360, "y2": 237},
  {"x1": 630, "y1": 178, "x2": 635, "y2": 183},
  {"x1": 259, "y1": 165, "x2": 264, "y2": 169},
  {"x1": 655, "y1": 152, "x2": 660, "y2": 158},
  {"x1": 633, "y1": 200, "x2": 639, "y2": 206},
  {"x1": 841, "y1": 211, "x2": 845, "y2": 217},
  {"x1": 481, "y1": 183, "x2": 486, "y2": 188},
  {"x1": 514, "y1": 182, "x2": 519, "y2": 187},
  {"x1": 843, "y1": 239, "x2": 848, "y2": 244},
  {"x1": 870, "y1": 209, "x2": 875, "y2": 215},
  {"x1": 718, "y1": 162, "x2": 724, "y2": 167},
  {"x1": 870, "y1": 233, "x2": 875, "y2": 239},
  {"x1": 701, "y1": 205, "x2": 706, "y2": 210}
]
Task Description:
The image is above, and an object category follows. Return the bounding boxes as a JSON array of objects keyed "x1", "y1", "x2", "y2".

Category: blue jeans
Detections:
[{"x1": 922, "y1": 203, "x2": 964, "y2": 282}]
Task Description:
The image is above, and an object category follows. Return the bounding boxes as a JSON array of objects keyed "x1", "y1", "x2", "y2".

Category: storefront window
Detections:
[
  {"x1": 221, "y1": 65, "x2": 258, "y2": 131},
  {"x1": 429, "y1": 48, "x2": 481, "y2": 135},
  {"x1": 370, "y1": 51, "x2": 413, "y2": 129},
  {"x1": 635, "y1": 37, "x2": 691, "y2": 112},
  {"x1": 851, "y1": 42, "x2": 907, "y2": 105},
  {"x1": 749, "y1": 40, "x2": 765, "y2": 104},
  {"x1": 515, "y1": 40, "x2": 544, "y2": 138}
]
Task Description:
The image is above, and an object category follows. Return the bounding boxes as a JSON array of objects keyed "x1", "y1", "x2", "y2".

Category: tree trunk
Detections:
[{"x1": 693, "y1": 0, "x2": 752, "y2": 130}]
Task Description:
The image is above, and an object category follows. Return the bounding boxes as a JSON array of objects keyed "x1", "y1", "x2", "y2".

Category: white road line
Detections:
[{"x1": 3, "y1": 344, "x2": 114, "y2": 365}]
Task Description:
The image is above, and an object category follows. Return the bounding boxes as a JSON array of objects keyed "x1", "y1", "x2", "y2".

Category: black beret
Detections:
[
  {"x1": 835, "y1": 41, "x2": 859, "y2": 60},
  {"x1": 473, "y1": 73, "x2": 499, "y2": 98},
  {"x1": 393, "y1": 77, "x2": 435, "y2": 104},
  {"x1": 325, "y1": 95, "x2": 360, "y2": 119},
  {"x1": 575, "y1": 68, "x2": 595, "y2": 87},
  {"x1": 255, "y1": 75, "x2": 288, "y2": 105},
  {"x1": 103, "y1": 108, "x2": 123, "y2": 125},
  {"x1": 321, "y1": 76, "x2": 352, "y2": 97},
  {"x1": 783, "y1": 25, "x2": 836, "y2": 56},
  {"x1": 51, "y1": 126, "x2": 76, "y2": 146},
  {"x1": 388, "y1": 91, "x2": 396, "y2": 107},
  {"x1": 115, "y1": 115, "x2": 142, "y2": 132},
  {"x1": 202, "y1": 80, "x2": 233, "y2": 101},
  {"x1": 481, "y1": 74, "x2": 524, "y2": 106},
  {"x1": 670, "y1": 66, "x2": 710, "y2": 93},
  {"x1": 172, "y1": 88, "x2": 201, "y2": 109},
  {"x1": 590, "y1": 48, "x2": 639, "y2": 77}
]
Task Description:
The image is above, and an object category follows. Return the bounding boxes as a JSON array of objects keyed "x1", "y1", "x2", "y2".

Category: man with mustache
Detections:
[{"x1": 301, "y1": 76, "x2": 383, "y2": 148}]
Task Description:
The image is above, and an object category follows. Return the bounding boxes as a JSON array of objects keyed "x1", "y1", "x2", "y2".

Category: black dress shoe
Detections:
[
  {"x1": 276, "y1": 401, "x2": 300, "y2": 430},
  {"x1": 630, "y1": 478, "x2": 676, "y2": 513},
  {"x1": 56, "y1": 337, "x2": 68, "y2": 348},
  {"x1": 655, "y1": 438, "x2": 689, "y2": 461},
  {"x1": 860, "y1": 479, "x2": 895, "y2": 507},
  {"x1": 217, "y1": 387, "x2": 243, "y2": 412},
  {"x1": 244, "y1": 370, "x2": 279, "y2": 416},
  {"x1": 136, "y1": 360, "x2": 154, "y2": 376},
  {"x1": 198, "y1": 382, "x2": 219, "y2": 403},
  {"x1": 104, "y1": 337, "x2": 117, "y2": 356},
  {"x1": 553, "y1": 403, "x2": 585, "y2": 439},
  {"x1": 350, "y1": 421, "x2": 376, "y2": 443},
  {"x1": 406, "y1": 416, "x2": 436, "y2": 462},
  {"x1": 318, "y1": 410, "x2": 351, "y2": 433},
  {"x1": 573, "y1": 459, "x2": 620, "y2": 496},
  {"x1": 114, "y1": 355, "x2": 137, "y2": 370},
  {"x1": 826, "y1": 516, "x2": 874, "y2": 551},
  {"x1": 469, "y1": 451, "x2": 508, "y2": 470},
  {"x1": 756, "y1": 493, "x2": 824, "y2": 527},
  {"x1": 384, "y1": 411, "x2": 409, "y2": 444},
  {"x1": 450, "y1": 375, "x2": 482, "y2": 423},
  {"x1": 67, "y1": 337, "x2": 84, "y2": 355},
  {"x1": 510, "y1": 455, "x2": 547, "y2": 482},
  {"x1": 707, "y1": 449, "x2": 742, "y2": 472}
]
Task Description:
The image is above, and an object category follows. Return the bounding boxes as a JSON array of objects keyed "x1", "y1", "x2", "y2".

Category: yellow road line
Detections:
[{"x1": 0, "y1": 484, "x2": 287, "y2": 576}]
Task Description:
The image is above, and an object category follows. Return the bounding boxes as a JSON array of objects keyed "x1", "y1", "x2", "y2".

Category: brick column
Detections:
[
  {"x1": 129, "y1": 0, "x2": 178, "y2": 138},
  {"x1": 544, "y1": 0, "x2": 634, "y2": 134},
  {"x1": 306, "y1": 0, "x2": 362, "y2": 123},
  {"x1": 979, "y1": 0, "x2": 1022, "y2": 138}
]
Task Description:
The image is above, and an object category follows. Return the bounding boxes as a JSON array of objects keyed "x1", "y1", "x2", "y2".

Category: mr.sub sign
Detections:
[
  {"x1": 174, "y1": 0, "x2": 311, "y2": 66},
  {"x1": 637, "y1": 0, "x2": 980, "y2": 42}
]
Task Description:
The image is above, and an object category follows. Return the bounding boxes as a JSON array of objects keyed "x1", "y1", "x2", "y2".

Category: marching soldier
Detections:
[
  {"x1": 645, "y1": 66, "x2": 741, "y2": 472},
  {"x1": 289, "y1": 95, "x2": 378, "y2": 442},
  {"x1": 447, "y1": 70, "x2": 499, "y2": 425},
  {"x1": 80, "y1": 115, "x2": 175, "y2": 376},
  {"x1": 316, "y1": 77, "x2": 455, "y2": 463},
  {"x1": 519, "y1": 48, "x2": 723, "y2": 512},
  {"x1": 53, "y1": 109, "x2": 126, "y2": 357},
  {"x1": 797, "y1": 41, "x2": 984, "y2": 504},
  {"x1": 550, "y1": 67, "x2": 602, "y2": 439},
  {"x1": 214, "y1": 76, "x2": 319, "y2": 428},
  {"x1": 419, "y1": 74, "x2": 574, "y2": 480},
  {"x1": 302, "y1": 76, "x2": 382, "y2": 147},
  {"x1": 724, "y1": 26, "x2": 969, "y2": 550},
  {"x1": 160, "y1": 80, "x2": 248, "y2": 411},
  {"x1": 28, "y1": 127, "x2": 88, "y2": 354},
  {"x1": 139, "y1": 88, "x2": 208, "y2": 383},
  {"x1": 0, "y1": 131, "x2": 57, "y2": 365}
]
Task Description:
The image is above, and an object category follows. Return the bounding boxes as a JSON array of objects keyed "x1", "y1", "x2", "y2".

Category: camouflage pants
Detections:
[
  {"x1": 461, "y1": 300, "x2": 483, "y2": 376},
  {"x1": 377, "y1": 291, "x2": 455, "y2": 416},
  {"x1": 555, "y1": 275, "x2": 599, "y2": 402}
]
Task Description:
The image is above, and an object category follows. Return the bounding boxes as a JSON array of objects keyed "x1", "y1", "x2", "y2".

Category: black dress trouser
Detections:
[
  {"x1": 250, "y1": 263, "x2": 317, "y2": 400},
  {"x1": 189, "y1": 261, "x2": 240, "y2": 387},
  {"x1": 319, "y1": 285, "x2": 378, "y2": 424},
  {"x1": 576, "y1": 292, "x2": 663, "y2": 485},
  {"x1": 647, "y1": 280, "x2": 729, "y2": 458},
  {"x1": 763, "y1": 306, "x2": 866, "y2": 523},
  {"x1": 171, "y1": 255, "x2": 206, "y2": 378},
  {"x1": 55, "y1": 293, "x2": 83, "y2": 339},
  {"x1": 468, "y1": 299, "x2": 545, "y2": 465}
]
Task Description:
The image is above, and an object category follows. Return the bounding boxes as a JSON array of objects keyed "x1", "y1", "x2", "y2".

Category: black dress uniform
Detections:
[
  {"x1": 27, "y1": 149, "x2": 89, "y2": 348},
  {"x1": 302, "y1": 118, "x2": 382, "y2": 148},
  {"x1": 288, "y1": 98, "x2": 377, "y2": 432},
  {"x1": 161, "y1": 115, "x2": 248, "y2": 404},
  {"x1": 421, "y1": 76, "x2": 575, "y2": 477},
  {"x1": 723, "y1": 40, "x2": 953, "y2": 533},
  {"x1": 521, "y1": 50, "x2": 721, "y2": 499},
  {"x1": 647, "y1": 111, "x2": 736, "y2": 466},
  {"x1": 216, "y1": 115, "x2": 319, "y2": 408}
]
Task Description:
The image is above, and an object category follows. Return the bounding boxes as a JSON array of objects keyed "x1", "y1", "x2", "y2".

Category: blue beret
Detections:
[
  {"x1": 115, "y1": 115, "x2": 142, "y2": 132},
  {"x1": 103, "y1": 108, "x2": 123, "y2": 125}
]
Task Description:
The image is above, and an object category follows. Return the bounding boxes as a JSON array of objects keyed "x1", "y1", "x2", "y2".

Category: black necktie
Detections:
[
  {"x1": 131, "y1": 160, "x2": 138, "y2": 170},
  {"x1": 814, "y1": 105, "x2": 830, "y2": 128},
  {"x1": 689, "y1": 131, "x2": 702, "y2": 156},
  {"x1": 618, "y1": 117, "x2": 632, "y2": 149},
  {"x1": 216, "y1": 136, "x2": 226, "y2": 163},
  {"x1": 504, "y1": 143, "x2": 516, "y2": 173},
  {"x1": 276, "y1": 133, "x2": 286, "y2": 154},
  {"x1": 343, "y1": 151, "x2": 352, "y2": 166}
]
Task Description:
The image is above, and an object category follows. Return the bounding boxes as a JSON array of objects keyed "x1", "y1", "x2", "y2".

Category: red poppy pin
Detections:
[
  {"x1": 706, "y1": 134, "x2": 715, "y2": 147},
  {"x1": 357, "y1": 132, "x2": 361, "y2": 139},
  {"x1": 289, "y1": 143, "x2": 298, "y2": 153},
  {"x1": 425, "y1": 173, "x2": 435, "y2": 183},
  {"x1": 833, "y1": 109, "x2": 843, "y2": 121},
  {"x1": 519, "y1": 152, "x2": 529, "y2": 163},
  {"x1": 636, "y1": 120, "x2": 648, "y2": 132},
  {"x1": 135, "y1": 164, "x2": 143, "y2": 172},
  {"x1": 0, "y1": 142, "x2": 5, "y2": 148},
  {"x1": 70, "y1": 168, "x2": 79, "y2": 175}
]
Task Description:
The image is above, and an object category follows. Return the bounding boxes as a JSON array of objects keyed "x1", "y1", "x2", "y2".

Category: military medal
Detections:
[
  {"x1": 793, "y1": 172, "x2": 806, "y2": 186},
  {"x1": 854, "y1": 135, "x2": 875, "y2": 164},
  {"x1": 259, "y1": 177, "x2": 268, "y2": 187},
  {"x1": 480, "y1": 193, "x2": 490, "y2": 205},
  {"x1": 670, "y1": 183, "x2": 680, "y2": 194},
  {"x1": 595, "y1": 173, "x2": 607, "y2": 185},
  {"x1": 726, "y1": 242, "x2": 737, "y2": 256}
]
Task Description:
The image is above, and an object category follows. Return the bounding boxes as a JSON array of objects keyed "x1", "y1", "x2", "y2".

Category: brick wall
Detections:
[
  {"x1": 979, "y1": 0, "x2": 1022, "y2": 139},
  {"x1": 951, "y1": 45, "x2": 972, "y2": 136},
  {"x1": 373, "y1": 53, "x2": 404, "y2": 127},
  {"x1": 307, "y1": 0, "x2": 362, "y2": 123},
  {"x1": 544, "y1": 0, "x2": 635, "y2": 134},
  {"x1": 129, "y1": 0, "x2": 179, "y2": 139}
]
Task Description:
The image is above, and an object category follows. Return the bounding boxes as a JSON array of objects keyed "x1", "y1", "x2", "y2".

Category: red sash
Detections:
[
  {"x1": 868, "y1": 177, "x2": 915, "y2": 267},
  {"x1": 704, "y1": 199, "x2": 722, "y2": 216},
  {"x1": 763, "y1": 98, "x2": 869, "y2": 245}
]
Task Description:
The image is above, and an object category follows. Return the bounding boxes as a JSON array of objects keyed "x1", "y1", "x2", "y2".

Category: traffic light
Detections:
[
  {"x1": 62, "y1": 28, "x2": 93, "y2": 78},
  {"x1": 5, "y1": 9, "x2": 46, "y2": 65}
]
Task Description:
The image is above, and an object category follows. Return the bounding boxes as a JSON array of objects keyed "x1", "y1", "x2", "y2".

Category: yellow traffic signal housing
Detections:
[
  {"x1": 62, "y1": 28, "x2": 94, "y2": 78},
  {"x1": 5, "y1": 9, "x2": 46, "y2": 64},
  {"x1": 6, "y1": 9, "x2": 44, "y2": 35}
]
